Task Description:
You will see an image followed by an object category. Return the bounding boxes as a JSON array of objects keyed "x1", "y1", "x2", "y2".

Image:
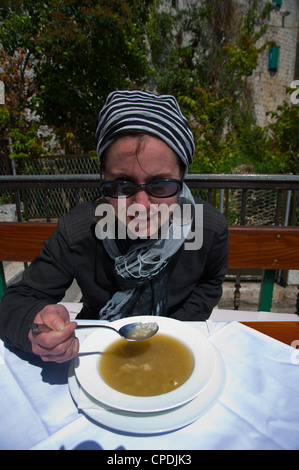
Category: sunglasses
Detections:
[{"x1": 101, "y1": 179, "x2": 183, "y2": 199}]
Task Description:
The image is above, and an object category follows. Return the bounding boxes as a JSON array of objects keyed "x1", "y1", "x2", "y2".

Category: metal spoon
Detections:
[{"x1": 31, "y1": 320, "x2": 159, "y2": 341}]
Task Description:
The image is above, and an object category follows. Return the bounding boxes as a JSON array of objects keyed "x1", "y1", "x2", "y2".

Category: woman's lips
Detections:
[{"x1": 129, "y1": 215, "x2": 150, "y2": 221}]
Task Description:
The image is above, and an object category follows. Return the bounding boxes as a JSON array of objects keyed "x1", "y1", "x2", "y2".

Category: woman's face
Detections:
[{"x1": 103, "y1": 135, "x2": 183, "y2": 238}]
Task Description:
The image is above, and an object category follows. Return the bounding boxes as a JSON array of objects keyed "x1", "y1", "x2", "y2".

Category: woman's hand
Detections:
[{"x1": 28, "y1": 304, "x2": 79, "y2": 363}]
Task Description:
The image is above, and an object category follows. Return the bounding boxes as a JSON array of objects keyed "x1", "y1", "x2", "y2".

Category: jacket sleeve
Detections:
[
  {"x1": 0, "y1": 218, "x2": 75, "y2": 352},
  {"x1": 169, "y1": 213, "x2": 229, "y2": 321}
]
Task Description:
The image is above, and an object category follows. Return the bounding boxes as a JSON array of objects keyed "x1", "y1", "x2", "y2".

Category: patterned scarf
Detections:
[{"x1": 98, "y1": 183, "x2": 195, "y2": 321}]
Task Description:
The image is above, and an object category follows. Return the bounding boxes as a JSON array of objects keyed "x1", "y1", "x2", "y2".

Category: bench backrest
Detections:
[
  {"x1": 1, "y1": 222, "x2": 298, "y2": 311},
  {"x1": 228, "y1": 226, "x2": 299, "y2": 270},
  {"x1": 0, "y1": 222, "x2": 299, "y2": 268},
  {"x1": 0, "y1": 222, "x2": 57, "y2": 262}
]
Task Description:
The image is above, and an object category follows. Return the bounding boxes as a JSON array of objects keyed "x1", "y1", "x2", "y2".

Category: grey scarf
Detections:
[{"x1": 98, "y1": 183, "x2": 195, "y2": 321}]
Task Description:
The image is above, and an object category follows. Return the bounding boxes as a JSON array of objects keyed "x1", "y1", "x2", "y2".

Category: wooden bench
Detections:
[
  {"x1": 228, "y1": 226, "x2": 299, "y2": 311},
  {"x1": 0, "y1": 222, "x2": 299, "y2": 312}
]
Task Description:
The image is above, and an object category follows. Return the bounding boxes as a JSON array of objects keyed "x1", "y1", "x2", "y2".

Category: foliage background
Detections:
[{"x1": 0, "y1": 0, "x2": 298, "y2": 175}]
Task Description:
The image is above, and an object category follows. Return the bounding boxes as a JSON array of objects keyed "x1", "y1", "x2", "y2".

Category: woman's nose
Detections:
[{"x1": 132, "y1": 188, "x2": 151, "y2": 208}]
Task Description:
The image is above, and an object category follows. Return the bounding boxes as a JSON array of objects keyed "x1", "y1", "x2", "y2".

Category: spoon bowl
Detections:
[
  {"x1": 118, "y1": 321, "x2": 159, "y2": 341},
  {"x1": 31, "y1": 320, "x2": 159, "y2": 341}
]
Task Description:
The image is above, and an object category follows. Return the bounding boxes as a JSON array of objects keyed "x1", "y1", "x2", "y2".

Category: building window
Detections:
[
  {"x1": 268, "y1": 45, "x2": 280, "y2": 73},
  {"x1": 273, "y1": 0, "x2": 282, "y2": 8}
]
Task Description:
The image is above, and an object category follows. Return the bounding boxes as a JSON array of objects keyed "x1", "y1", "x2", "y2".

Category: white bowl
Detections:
[{"x1": 74, "y1": 316, "x2": 217, "y2": 413}]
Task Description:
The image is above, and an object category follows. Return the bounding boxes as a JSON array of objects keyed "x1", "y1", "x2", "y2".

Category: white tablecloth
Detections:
[{"x1": 1, "y1": 315, "x2": 299, "y2": 450}]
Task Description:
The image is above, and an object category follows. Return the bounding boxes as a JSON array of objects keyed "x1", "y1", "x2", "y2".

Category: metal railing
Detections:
[
  {"x1": 0, "y1": 173, "x2": 298, "y2": 225},
  {"x1": 1, "y1": 173, "x2": 298, "y2": 312}
]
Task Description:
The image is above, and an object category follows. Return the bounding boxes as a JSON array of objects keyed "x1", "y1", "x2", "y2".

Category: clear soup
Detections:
[{"x1": 99, "y1": 333, "x2": 194, "y2": 397}]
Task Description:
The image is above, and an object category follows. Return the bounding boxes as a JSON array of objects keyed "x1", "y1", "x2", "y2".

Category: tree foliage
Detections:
[
  {"x1": 147, "y1": 0, "x2": 298, "y2": 175},
  {"x1": 0, "y1": 0, "x2": 298, "y2": 175},
  {"x1": 149, "y1": 0, "x2": 284, "y2": 173},
  {"x1": 0, "y1": 46, "x2": 52, "y2": 164},
  {"x1": 266, "y1": 87, "x2": 299, "y2": 174},
  {"x1": 0, "y1": 0, "x2": 154, "y2": 155}
]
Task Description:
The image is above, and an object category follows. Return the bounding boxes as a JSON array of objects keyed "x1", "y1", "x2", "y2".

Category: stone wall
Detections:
[
  {"x1": 247, "y1": 0, "x2": 299, "y2": 126},
  {"x1": 160, "y1": 0, "x2": 299, "y2": 126}
]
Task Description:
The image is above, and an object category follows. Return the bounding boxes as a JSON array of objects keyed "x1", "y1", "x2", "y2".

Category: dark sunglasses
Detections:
[{"x1": 101, "y1": 179, "x2": 183, "y2": 199}]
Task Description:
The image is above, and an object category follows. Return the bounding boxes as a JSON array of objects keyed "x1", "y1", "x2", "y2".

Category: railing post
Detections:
[
  {"x1": 258, "y1": 269, "x2": 276, "y2": 311},
  {"x1": 233, "y1": 270, "x2": 241, "y2": 310},
  {"x1": 0, "y1": 262, "x2": 6, "y2": 299}
]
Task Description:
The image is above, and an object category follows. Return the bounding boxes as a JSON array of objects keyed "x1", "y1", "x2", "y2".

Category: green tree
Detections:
[
  {"x1": 0, "y1": 0, "x2": 154, "y2": 153},
  {"x1": 0, "y1": 46, "x2": 52, "y2": 166},
  {"x1": 266, "y1": 87, "x2": 299, "y2": 174}
]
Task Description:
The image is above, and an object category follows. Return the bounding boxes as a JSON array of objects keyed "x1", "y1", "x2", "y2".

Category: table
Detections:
[
  {"x1": 242, "y1": 322, "x2": 299, "y2": 346},
  {"x1": 1, "y1": 307, "x2": 299, "y2": 451}
]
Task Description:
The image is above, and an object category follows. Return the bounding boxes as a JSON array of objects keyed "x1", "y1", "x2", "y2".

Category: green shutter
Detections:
[
  {"x1": 268, "y1": 46, "x2": 279, "y2": 72},
  {"x1": 0, "y1": 262, "x2": 6, "y2": 299}
]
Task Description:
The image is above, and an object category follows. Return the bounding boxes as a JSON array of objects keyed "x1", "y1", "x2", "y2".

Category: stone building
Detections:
[
  {"x1": 160, "y1": 0, "x2": 299, "y2": 126},
  {"x1": 246, "y1": 0, "x2": 299, "y2": 126}
]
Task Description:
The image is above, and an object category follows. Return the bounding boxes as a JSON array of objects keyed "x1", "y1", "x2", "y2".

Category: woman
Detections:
[{"x1": 0, "y1": 90, "x2": 229, "y2": 363}]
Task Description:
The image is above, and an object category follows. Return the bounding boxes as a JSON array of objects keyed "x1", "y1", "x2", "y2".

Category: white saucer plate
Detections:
[{"x1": 68, "y1": 344, "x2": 225, "y2": 435}]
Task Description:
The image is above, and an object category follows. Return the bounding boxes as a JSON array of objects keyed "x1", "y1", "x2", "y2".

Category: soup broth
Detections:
[{"x1": 99, "y1": 333, "x2": 194, "y2": 397}]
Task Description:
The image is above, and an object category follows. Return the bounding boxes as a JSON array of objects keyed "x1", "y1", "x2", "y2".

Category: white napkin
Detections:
[
  {"x1": 0, "y1": 343, "x2": 49, "y2": 450},
  {"x1": 208, "y1": 321, "x2": 299, "y2": 449},
  {"x1": 0, "y1": 340, "x2": 5, "y2": 365}
]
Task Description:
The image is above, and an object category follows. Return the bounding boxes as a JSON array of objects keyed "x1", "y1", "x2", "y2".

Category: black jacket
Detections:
[{"x1": 0, "y1": 199, "x2": 229, "y2": 352}]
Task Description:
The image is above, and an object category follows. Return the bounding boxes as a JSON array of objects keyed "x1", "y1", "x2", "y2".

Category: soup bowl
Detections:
[{"x1": 74, "y1": 316, "x2": 218, "y2": 413}]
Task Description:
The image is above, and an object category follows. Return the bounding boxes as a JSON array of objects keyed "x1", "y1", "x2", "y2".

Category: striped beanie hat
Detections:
[{"x1": 95, "y1": 90, "x2": 195, "y2": 172}]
